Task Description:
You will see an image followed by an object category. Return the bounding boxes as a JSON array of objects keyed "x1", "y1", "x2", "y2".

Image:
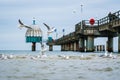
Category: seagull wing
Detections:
[
  {"x1": 18, "y1": 19, "x2": 24, "y2": 25},
  {"x1": 24, "y1": 25, "x2": 32, "y2": 29},
  {"x1": 18, "y1": 19, "x2": 32, "y2": 29},
  {"x1": 52, "y1": 27, "x2": 56, "y2": 31},
  {"x1": 43, "y1": 23, "x2": 50, "y2": 30}
]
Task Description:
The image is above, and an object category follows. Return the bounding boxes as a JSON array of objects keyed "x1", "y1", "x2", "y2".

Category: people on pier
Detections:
[{"x1": 108, "y1": 12, "x2": 119, "y2": 21}]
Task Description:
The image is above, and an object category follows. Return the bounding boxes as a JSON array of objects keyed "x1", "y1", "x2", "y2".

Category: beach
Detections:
[{"x1": 0, "y1": 50, "x2": 120, "y2": 80}]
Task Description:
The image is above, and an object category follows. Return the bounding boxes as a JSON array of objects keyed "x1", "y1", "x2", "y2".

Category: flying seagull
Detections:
[
  {"x1": 18, "y1": 19, "x2": 32, "y2": 29},
  {"x1": 43, "y1": 23, "x2": 56, "y2": 34}
]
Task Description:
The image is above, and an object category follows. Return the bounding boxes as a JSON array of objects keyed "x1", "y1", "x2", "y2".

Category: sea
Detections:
[{"x1": 0, "y1": 50, "x2": 120, "y2": 80}]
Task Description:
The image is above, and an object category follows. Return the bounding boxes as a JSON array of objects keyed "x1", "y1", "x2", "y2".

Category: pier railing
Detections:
[
  {"x1": 82, "y1": 20, "x2": 99, "y2": 26},
  {"x1": 47, "y1": 10, "x2": 120, "y2": 45},
  {"x1": 99, "y1": 10, "x2": 120, "y2": 31},
  {"x1": 54, "y1": 32, "x2": 78, "y2": 45}
]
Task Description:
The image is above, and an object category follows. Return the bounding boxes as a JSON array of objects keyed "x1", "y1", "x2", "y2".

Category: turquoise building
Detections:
[{"x1": 25, "y1": 19, "x2": 42, "y2": 51}]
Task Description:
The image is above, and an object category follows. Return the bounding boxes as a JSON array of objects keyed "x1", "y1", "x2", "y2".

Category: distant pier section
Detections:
[{"x1": 47, "y1": 10, "x2": 120, "y2": 52}]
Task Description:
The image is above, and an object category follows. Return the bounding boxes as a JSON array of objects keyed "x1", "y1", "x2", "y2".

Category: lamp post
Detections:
[
  {"x1": 63, "y1": 29, "x2": 65, "y2": 36},
  {"x1": 80, "y1": 4, "x2": 83, "y2": 29},
  {"x1": 80, "y1": 4, "x2": 83, "y2": 14},
  {"x1": 54, "y1": 29, "x2": 57, "y2": 39}
]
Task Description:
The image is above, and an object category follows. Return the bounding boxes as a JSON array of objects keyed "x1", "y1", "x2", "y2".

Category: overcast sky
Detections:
[{"x1": 0, "y1": 0, "x2": 120, "y2": 50}]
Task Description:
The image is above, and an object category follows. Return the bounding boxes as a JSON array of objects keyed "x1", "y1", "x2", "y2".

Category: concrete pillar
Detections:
[
  {"x1": 103, "y1": 45, "x2": 105, "y2": 51},
  {"x1": 107, "y1": 37, "x2": 113, "y2": 52},
  {"x1": 65, "y1": 43, "x2": 69, "y2": 51},
  {"x1": 64, "y1": 44, "x2": 66, "y2": 51},
  {"x1": 76, "y1": 41, "x2": 79, "y2": 51},
  {"x1": 70, "y1": 43, "x2": 72, "y2": 51},
  {"x1": 61, "y1": 44, "x2": 65, "y2": 51},
  {"x1": 79, "y1": 37, "x2": 85, "y2": 52},
  {"x1": 71, "y1": 42, "x2": 74, "y2": 51},
  {"x1": 66, "y1": 43, "x2": 69, "y2": 51},
  {"x1": 118, "y1": 34, "x2": 120, "y2": 52},
  {"x1": 49, "y1": 45, "x2": 53, "y2": 51},
  {"x1": 61, "y1": 45, "x2": 63, "y2": 51},
  {"x1": 65, "y1": 44, "x2": 67, "y2": 51},
  {"x1": 32, "y1": 42, "x2": 36, "y2": 51},
  {"x1": 98, "y1": 45, "x2": 100, "y2": 51},
  {"x1": 68, "y1": 43, "x2": 71, "y2": 51},
  {"x1": 67, "y1": 43, "x2": 69, "y2": 51},
  {"x1": 100, "y1": 45, "x2": 102, "y2": 51},
  {"x1": 96, "y1": 45, "x2": 99, "y2": 51},
  {"x1": 95, "y1": 46, "x2": 97, "y2": 51},
  {"x1": 63, "y1": 44, "x2": 65, "y2": 51},
  {"x1": 86, "y1": 36, "x2": 94, "y2": 52},
  {"x1": 73, "y1": 42, "x2": 77, "y2": 51}
]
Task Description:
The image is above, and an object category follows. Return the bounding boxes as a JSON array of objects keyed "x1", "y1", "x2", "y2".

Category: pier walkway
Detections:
[{"x1": 47, "y1": 10, "x2": 120, "y2": 52}]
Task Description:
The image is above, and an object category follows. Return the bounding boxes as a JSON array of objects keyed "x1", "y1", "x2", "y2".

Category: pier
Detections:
[{"x1": 47, "y1": 10, "x2": 120, "y2": 52}]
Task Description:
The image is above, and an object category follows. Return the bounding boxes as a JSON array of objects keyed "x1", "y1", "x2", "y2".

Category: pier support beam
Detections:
[
  {"x1": 71, "y1": 42, "x2": 74, "y2": 51},
  {"x1": 64, "y1": 43, "x2": 69, "y2": 51},
  {"x1": 61, "y1": 44, "x2": 65, "y2": 51},
  {"x1": 79, "y1": 37, "x2": 85, "y2": 52},
  {"x1": 86, "y1": 36, "x2": 94, "y2": 52},
  {"x1": 64, "y1": 44, "x2": 67, "y2": 51},
  {"x1": 118, "y1": 34, "x2": 120, "y2": 52},
  {"x1": 70, "y1": 43, "x2": 72, "y2": 51},
  {"x1": 76, "y1": 41, "x2": 79, "y2": 51},
  {"x1": 96, "y1": 45, "x2": 105, "y2": 52},
  {"x1": 73, "y1": 42, "x2": 77, "y2": 51},
  {"x1": 49, "y1": 45, "x2": 53, "y2": 51},
  {"x1": 67, "y1": 43, "x2": 70, "y2": 51},
  {"x1": 107, "y1": 37, "x2": 113, "y2": 52},
  {"x1": 61, "y1": 44, "x2": 63, "y2": 51},
  {"x1": 32, "y1": 42, "x2": 36, "y2": 51}
]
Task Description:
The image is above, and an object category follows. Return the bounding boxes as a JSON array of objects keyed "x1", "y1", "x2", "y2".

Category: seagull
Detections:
[
  {"x1": 99, "y1": 51, "x2": 108, "y2": 57},
  {"x1": 80, "y1": 54, "x2": 84, "y2": 58},
  {"x1": 43, "y1": 23, "x2": 56, "y2": 34},
  {"x1": 59, "y1": 55, "x2": 69, "y2": 60},
  {"x1": 41, "y1": 54, "x2": 47, "y2": 58},
  {"x1": 7, "y1": 54, "x2": 14, "y2": 59},
  {"x1": 0, "y1": 54, "x2": 7, "y2": 60},
  {"x1": 104, "y1": 51, "x2": 108, "y2": 57},
  {"x1": 30, "y1": 56, "x2": 37, "y2": 60},
  {"x1": 36, "y1": 55, "x2": 41, "y2": 58},
  {"x1": 3, "y1": 55, "x2": 8, "y2": 60},
  {"x1": 108, "y1": 52, "x2": 113, "y2": 58},
  {"x1": 18, "y1": 19, "x2": 32, "y2": 29},
  {"x1": 112, "y1": 55, "x2": 117, "y2": 59},
  {"x1": 65, "y1": 56, "x2": 69, "y2": 60},
  {"x1": 41, "y1": 43, "x2": 48, "y2": 55},
  {"x1": 108, "y1": 52, "x2": 117, "y2": 59}
]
